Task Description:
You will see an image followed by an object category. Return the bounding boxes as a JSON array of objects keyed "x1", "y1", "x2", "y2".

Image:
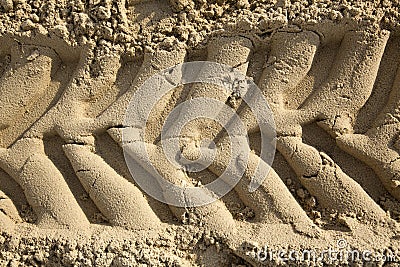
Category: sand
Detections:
[{"x1": 1, "y1": 0, "x2": 400, "y2": 266}]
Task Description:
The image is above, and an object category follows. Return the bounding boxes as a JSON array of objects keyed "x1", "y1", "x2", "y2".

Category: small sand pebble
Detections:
[
  {"x1": 0, "y1": 0, "x2": 13, "y2": 11},
  {"x1": 306, "y1": 196, "x2": 316, "y2": 207},
  {"x1": 296, "y1": 188, "x2": 306, "y2": 199},
  {"x1": 26, "y1": 50, "x2": 40, "y2": 61},
  {"x1": 21, "y1": 19, "x2": 35, "y2": 31}
]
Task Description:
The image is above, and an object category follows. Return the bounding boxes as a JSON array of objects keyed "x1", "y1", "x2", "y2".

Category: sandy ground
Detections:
[{"x1": 1, "y1": 0, "x2": 400, "y2": 266}]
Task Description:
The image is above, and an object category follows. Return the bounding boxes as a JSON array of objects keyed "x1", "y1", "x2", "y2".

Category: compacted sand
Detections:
[{"x1": 1, "y1": 0, "x2": 400, "y2": 266}]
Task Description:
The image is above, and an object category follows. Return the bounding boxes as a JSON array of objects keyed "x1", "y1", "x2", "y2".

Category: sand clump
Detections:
[{"x1": 0, "y1": 0, "x2": 400, "y2": 266}]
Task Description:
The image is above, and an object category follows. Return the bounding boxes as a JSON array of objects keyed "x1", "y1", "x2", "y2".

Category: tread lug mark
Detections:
[
  {"x1": 302, "y1": 30, "x2": 390, "y2": 136},
  {"x1": 26, "y1": 47, "x2": 121, "y2": 142},
  {"x1": 244, "y1": 30, "x2": 320, "y2": 135},
  {"x1": 0, "y1": 138, "x2": 89, "y2": 228},
  {"x1": 99, "y1": 48, "x2": 187, "y2": 128},
  {"x1": 175, "y1": 36, "x2": 253, "y2": 141},
  {"x1": 329, "y1": 31, "x2": 400, "y2": 201},
  {"x1": 121, "y1": 138, "x2": 236, "y2": 234},
  {"x1": 278, "y1": 136, "x2": 387, "y2": 221},
  {"x1": 63, "y1": 143, "x2": 161, "y2": 230},
  {"x1": 0, "y1": 45, "x2": 60, "y2": 131},
  {"x1": 20, "y1": 153, "x2": 90, "y2": 228}
]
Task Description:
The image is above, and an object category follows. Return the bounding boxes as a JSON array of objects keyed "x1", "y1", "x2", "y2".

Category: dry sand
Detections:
[{"x1": 1, "y1": 0, "x2": 400, "y2": 266}]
